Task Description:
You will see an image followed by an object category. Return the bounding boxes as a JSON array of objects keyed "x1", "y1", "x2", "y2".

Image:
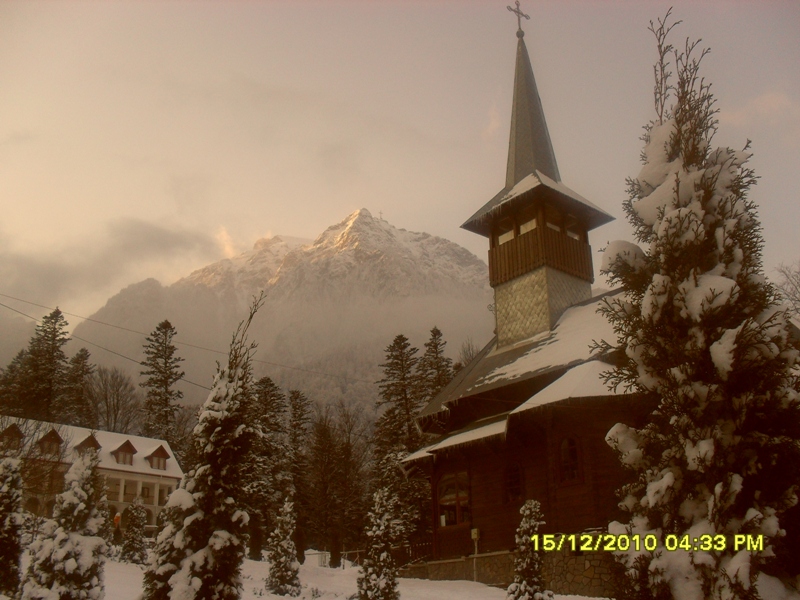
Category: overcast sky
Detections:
[{"x1": 1, "y1": 0, "x2": 798, "y2": 321}]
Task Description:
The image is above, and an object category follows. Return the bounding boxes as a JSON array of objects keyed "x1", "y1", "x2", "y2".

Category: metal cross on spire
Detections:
[{"x1": 507, "y1": 0, "x2": 530, "y2": 36}]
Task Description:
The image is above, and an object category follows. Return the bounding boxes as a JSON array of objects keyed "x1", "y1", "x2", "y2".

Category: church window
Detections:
[
  {"x1": 496, "y1": 218, "x2": 515, "y2": 245},
  {"x1": 437, "y1": 472, "x2": 470, "y2": 527},
  {"x1": 559, "y1": 438, "x2": 580, "y2": 482},
  {"x1": 504, "y1": 463, "x2": 523, "y2": 503},
  {"x1": 519, "y1": 218, "x2": 537, "y2": 235}
]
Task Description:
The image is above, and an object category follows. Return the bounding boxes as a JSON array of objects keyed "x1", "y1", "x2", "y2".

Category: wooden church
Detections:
[{"x1": 402, "y1": 8, "x2": 653, "y2": 597}]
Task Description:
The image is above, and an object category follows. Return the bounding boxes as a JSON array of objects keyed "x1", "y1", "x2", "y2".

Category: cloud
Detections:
[
  {"x1": 482, "y1": 101, "x2": 501, "y2": 142},
  {"x1": 720, "y1": 91, "x2": 800, "y2": 146},
  {"x1": 0, "y1": 218, "x2": 219, "y2": 311},
  {"x1": 214, "y1": 226, "x2": 241, "y2": 258}
]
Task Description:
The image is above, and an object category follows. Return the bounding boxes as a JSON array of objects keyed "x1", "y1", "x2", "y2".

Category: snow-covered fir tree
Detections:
[
  {"x1": 506, "y1": 500, "x2": 553, "y2": 600},
  {"x1": 140, "y1": 319, "x2": 185, "y2": 444},
  {"x1": 598, "y1": 12, "x2": 800, "y2": 600},
  {"x1": 0, "y1": 457, "x2": 23, "y2": 598},
  {"x1": 372, "y1": 334, "x2": 431, "y2": 545},
  {"x1": 143, "y1": 297, "x2": 263, "y2": 600},
  {"x1": 21, "y1": 448, "x2": 108, "y2": 600},
  {"x1": 120, "y1": 497, "x2": 148, "y2": 565},
  {"x1": 242, "y1": 376, "x2": 290, "y2": 560},
  {"x1": 265, "y1": 499, "x2": 301, "y2": 597},
  {"x1": 357, "y1": 488, "x2": 404, "y2": 600}
]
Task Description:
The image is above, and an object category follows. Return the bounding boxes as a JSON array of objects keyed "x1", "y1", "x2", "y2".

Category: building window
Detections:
[
  {"x1": 141, "y1": 487, "x2": 150, "y2": 498},
  {"x1": 519, "y1": 218, "x2": 537, "y2": 235},
  {"x1": 560, "y1": 438, "x2": 580, "y2": 482},
  {"x1": 150, "y1": 456, "x2": 166, "y2": 470},
  {"x1": 438, "y1": 472, "x2": 470, "y2": 527},
  {"x1": 116, "y1": 452, "x2": 133, "y2": 465},
  {"x1": 504, "y1": 463, "x2": 523, "y2": 503}
]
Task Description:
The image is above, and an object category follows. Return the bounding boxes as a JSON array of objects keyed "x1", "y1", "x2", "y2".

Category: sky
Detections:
[{"x1": 1, "y1": 0, "x2": 799, "y2": 322}]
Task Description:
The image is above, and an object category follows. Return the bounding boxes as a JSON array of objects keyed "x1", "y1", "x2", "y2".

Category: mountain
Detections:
[{"x1": 72, "y1": 209, "x2": 494, "y2": 408}]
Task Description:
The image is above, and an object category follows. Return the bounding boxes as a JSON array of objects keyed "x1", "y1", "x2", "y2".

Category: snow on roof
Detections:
[
  {"x1": 1, "y1": 418, "x2": 183, "y2": 481},
  {"x1": 418, "y1": 290, "x2": 620, "y2": 421},
  {"x1": 475, "y1": 293, "x2": 617, "y2": 388},
  {"x1": 462, "y1": 170, "x2": 614, "y2": 236},
  {"x1": 404, "y1": 416, "x2": 508, "y2": 463},
  {"x1": 510, "y1": 360, "x2": 624, "y2": 415}
]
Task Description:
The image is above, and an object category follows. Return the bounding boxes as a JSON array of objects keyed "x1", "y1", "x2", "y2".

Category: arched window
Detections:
[
  {"x1": 437, "y1": 472, "x2": 470, "y2": 527},
  {"x1": 559, "y1": 438, "x2": 580, "y2": 482}
]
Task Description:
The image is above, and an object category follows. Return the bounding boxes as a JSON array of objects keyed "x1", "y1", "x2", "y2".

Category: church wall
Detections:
[{"x1": 494, "y1": 266, "x2": 591, "y2": 346}]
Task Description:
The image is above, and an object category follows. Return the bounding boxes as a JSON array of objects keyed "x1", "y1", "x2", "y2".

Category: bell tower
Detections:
[{"x1": 463, "y1": 3, "x2": 613, "y2": 348}]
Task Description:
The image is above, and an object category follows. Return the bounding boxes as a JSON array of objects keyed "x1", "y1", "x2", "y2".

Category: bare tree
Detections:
[
  {"x1": 776, "y1": 260, "x2": 800, "y2": 316},
  {"x1": 88, "y1": 367, "x2": 142, "y2": 435},
  {"x1": 453, "y1": 337, "x2": 480, "y2": 373}
]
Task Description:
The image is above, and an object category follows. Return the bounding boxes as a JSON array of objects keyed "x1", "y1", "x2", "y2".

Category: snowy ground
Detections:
[{"x1": 100, "y1": 558, "x2": 606, "y2": 600}]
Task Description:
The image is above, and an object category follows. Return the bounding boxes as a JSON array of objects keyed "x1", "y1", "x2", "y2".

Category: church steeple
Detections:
[
  {"x1": 506, "y1": 31, "x2": 560, "y2": 187},
  {"x1": 461, "y1": 4, "x2": 614, "y2": 348}
]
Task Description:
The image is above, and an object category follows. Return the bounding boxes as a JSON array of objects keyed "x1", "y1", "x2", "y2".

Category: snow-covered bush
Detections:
[
  {"x1": 21, "y1": 448, "x2": 108, "y2": 600},
  {"x1": 120, "y1": 497, "x2": 148, "y2": 565},
  {"x1": 598, "y1": 12, "x2": 800, "y2": 600},
  {"x1": 0, "y1": 457, "x2": 23, "y2": 598},
  {"x1": 143, "y1": 297, "x2": 263, "y2": 600},
  {"x1": 506, "y1": 500, "x2": 553, "y2": 600},
  {"x1": 357, "y1": 488, "x2": 404, "y2": 600},
  {"x1": 266, "y1": 499, "x2": 301, "y2": 596}
]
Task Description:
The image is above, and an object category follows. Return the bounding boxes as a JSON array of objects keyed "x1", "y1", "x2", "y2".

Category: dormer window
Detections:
[
  {"x1": 111, "y1": 440, "x2": 138, "y2": 466},
  {"x1": 37, "y1": 429, "x2": 64, "y2": 456},
  {"x1": 146, "y1": 445, "x2": 171, "y2": 471},
  {"x1": 1, "y1": 424, "x2": 24, "y2": 451},
  {"x1": 75, "y1": 434, "x2": 101, "y2": 455}
]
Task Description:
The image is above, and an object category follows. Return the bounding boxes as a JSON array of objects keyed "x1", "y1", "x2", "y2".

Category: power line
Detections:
[
  {"x1": 0, "y1": 291, "x2": 376, "y2": 385},
  {"x1": 0, "y1": 301, "x2": 212, "y2": 390}
]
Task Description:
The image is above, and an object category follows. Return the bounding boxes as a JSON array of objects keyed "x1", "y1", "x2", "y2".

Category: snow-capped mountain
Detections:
[{"x1": 73, "y1": 209, "x2": 493, "y2": 407}]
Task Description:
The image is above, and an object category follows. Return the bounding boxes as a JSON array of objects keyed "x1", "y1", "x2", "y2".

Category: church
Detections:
[{"x1": 401, "y1": 7, "x2": 653, "y2": 597}]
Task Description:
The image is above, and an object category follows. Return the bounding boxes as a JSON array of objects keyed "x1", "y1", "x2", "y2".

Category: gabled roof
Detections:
[
  {"x1": 75, "y1": 433, "x2": 101, "y2": 452},
  {"x1": 111, "y1": 440, "x2": 138, "y2": 456},
  {"x1": 145, "y1": 445, "x2": 170, "y2": 460},
  {"x1": 418, "y1": 290, "x2": 621, "y2": 423},
  {"x1": 37, "y1": 428, "x2": 64, "y2": 447}
]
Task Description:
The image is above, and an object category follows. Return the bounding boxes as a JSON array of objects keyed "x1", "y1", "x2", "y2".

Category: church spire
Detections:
[{"x1": 505, "y1": 3, "x2": 561, "y2": 186}]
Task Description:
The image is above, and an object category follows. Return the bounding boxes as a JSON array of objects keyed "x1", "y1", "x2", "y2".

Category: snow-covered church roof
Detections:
[{"x1": 418, "y1": 289, "x2": 622, "y2": 422}]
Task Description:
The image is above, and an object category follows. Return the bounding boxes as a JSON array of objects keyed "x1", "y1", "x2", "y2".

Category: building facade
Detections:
[{"x1": 0, "y1": 417, "x2": 183, "y2": 534}]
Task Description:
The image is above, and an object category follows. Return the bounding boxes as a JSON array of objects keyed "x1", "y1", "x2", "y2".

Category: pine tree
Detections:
[
  {"x1": 121, "y1": 497, "x2": 148, "y2": 565},
  {"x1": 140, "y1": 320, "x2": 185, "y2": 443},
  {"x1": 375, "y1": 334, "x2": 422, "y2": 454},
  {"x1": 55, "y1": 348, "x2": 96, "y2": 427},
  {"x1": 265, "y1": 499, "x2": 301, "y2": 597},
  {"x1": 506, "y1": 500, "x2": 553, "y2": 600},
  {"x1": 287, "y1": 389, "x2": 312, "y2": 563},
  {"x1": 0, "y1": 457, "x2": 23, "y2": 598},
  {"x1": 357, "y1": 488, "x2": 404, "y2": 600},
  {"x1": 143, "y1": 297, "x2": 262, "y2": 600},
  {"x1": 373, "y1": 334, "x2": 430, "y2": 546},
  {"x1": 598, "y1": 12, "x2": 800, "y2": 599},
  {"x1": 242, "y1": 376, "x2": 290, "y2": 560},
  {"x1": 26, "y1": 308, "x2": 71, "y2": 421},
  {"x1": 417, "y1": 326, "x2": 453, "y2": 403},
  {"x1": 0, "y1": 349, "x2": 28, "y2": 416},
  {"x1": 21, "y1": 448, "x2": 108, "y2": 600}
]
